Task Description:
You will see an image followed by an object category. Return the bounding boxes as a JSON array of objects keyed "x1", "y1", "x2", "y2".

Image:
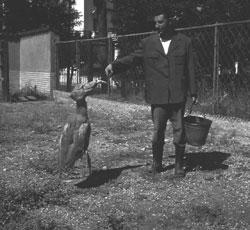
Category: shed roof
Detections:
[{"x1": 0, "y1": 26, "x2": 60, "y2": 40}]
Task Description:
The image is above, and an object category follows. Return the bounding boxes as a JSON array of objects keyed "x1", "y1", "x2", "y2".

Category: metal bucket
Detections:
[{"x1": 184, "y1": 103, "x2": 212, "y2": 146}]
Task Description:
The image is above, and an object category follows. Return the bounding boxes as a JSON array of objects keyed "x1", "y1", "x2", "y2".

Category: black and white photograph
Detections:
[{"x1": 1, "y1": 0, "x2": 250, "y2": 229}]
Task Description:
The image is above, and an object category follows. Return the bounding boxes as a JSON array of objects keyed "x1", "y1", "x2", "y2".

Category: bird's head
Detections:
[{"x1": 70, "y1": 79, "x2": 107, "y2": 102}]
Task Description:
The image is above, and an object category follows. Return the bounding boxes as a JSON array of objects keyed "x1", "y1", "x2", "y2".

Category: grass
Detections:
[{"x1": 0, "y1": 96, "x2": 250, "y2": 229}]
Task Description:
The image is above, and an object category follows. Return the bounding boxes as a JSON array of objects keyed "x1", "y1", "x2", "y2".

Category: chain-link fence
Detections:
[
  {"x1": 56, "y1": 32, "x2": 153, "y2": 98},
  {"x1": 56, "y1": 20, "x2": 250, "y2": 119},
  {"x1": 56, "y1": 37, "x2": 110, "y2": 92},
  {"x1": 177, "y1": 20, "x2": 250, "y2": 118}
]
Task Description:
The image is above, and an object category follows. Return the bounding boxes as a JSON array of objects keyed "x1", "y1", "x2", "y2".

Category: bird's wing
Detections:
[
  {"x1": 60, "y1": 122, "x2": 91, "y2": 168},
  {"x1": 60, "y1": 123, "x2": 74, "y2": 146},
  {"x1": 77, "y1": 122, "x2": 91, "y2": 152},
  {"x1": 58, "y1": 123, "x2": 75, "y2": 167}
]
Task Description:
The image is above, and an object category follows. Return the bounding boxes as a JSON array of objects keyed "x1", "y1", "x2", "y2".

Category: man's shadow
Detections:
[
  {"x1": 162, "y1": 151, "x2": 231, "y2": 172},
  {"x1": 75, "y1": 164, "x2": 143, "y2": 189},
  {"x1": 185, "y1": 151, "x2": 230, "y2": 172}
]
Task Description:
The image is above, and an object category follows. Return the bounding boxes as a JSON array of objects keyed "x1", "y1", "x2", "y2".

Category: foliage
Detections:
[
  {"x1": 10, "y1": 83, "x2": 48, "y2": 102},
  {"x1": 2, "y1": 0, "x2": 80, "y2": 40},
  {"x1": 112, "y1": 0, "x2": 250, "y2": 34}
]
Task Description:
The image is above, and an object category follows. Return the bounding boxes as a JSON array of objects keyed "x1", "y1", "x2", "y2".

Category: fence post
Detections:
[
  {"x1": 107, "y1": 37, "x2": 112, "y2": 95},
  {"x1": 216, "y1": 26, "x2": 220, "y2": 112},
  {"x1": 66, "y1": 42, "x2": 72, "y2": 92},
  {"x1": 55, "y1": 42, "x2": 59, "y2": 90},
  {"x1": 212, "y1": 22, "x2": 219, "y2": 114},
  {"x1": 1, "y1": 40, "x2": 10, "y2": 102},
  {"x1": 75, "y1": 40, "x2": 80, "y2": 84},
  {"x1": 88, "y1": 41, "x2": 93, "y2": 83}
]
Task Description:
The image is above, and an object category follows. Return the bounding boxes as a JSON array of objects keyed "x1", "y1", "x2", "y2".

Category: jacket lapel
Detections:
[
  {"x1": 151, "y1": 33, "x2": 180, "y2": 57},
  {"x1": 167, "y1": 34, "x2": 180, "y2": 56},
  {"x1": 151, "y1": 34, "x2": 166, "y2": 56}
]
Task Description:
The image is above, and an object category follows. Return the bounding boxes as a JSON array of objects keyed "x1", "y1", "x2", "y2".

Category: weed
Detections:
[
  {"x1": 10, "y1": 83, "x2": 48, "y2": 102},
  {"x1": 107, "y1": 213, "x2": 127, "y2": 230},
  {"x1": 0, "y1": 101, "x2": 71, "y2": 137},
  {"x1": 190, "y1": 203, "x2": 227, "y2": 227},
  {"x1": 3, "y1": 216, "x2": 74, "y2": 230},
  {"x1": 0, "y1": 177, "x2": 71, "y2": 227},
  {"x1": 27, "y1": 152, "x2": 58, "y2": 175}
]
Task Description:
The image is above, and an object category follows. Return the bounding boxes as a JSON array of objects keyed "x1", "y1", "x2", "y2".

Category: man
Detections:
[{"x1": 105, "y1": 9, "x2": 198, "y2": 177}]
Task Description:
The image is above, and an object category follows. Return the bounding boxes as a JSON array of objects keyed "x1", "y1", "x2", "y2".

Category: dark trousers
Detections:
[{"x1": 151, "y1": 103, "x2": 186, "y2": 147}]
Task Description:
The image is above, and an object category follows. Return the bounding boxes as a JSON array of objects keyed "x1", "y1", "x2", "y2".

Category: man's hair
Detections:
[{"x1": 152, "y1": 6, "x2": 171, "y2": 18}]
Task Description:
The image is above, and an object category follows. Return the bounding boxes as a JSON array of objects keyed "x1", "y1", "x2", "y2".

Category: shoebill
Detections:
[{"x1": 58, "y1": 79, "x2": 106, "y2": 179}]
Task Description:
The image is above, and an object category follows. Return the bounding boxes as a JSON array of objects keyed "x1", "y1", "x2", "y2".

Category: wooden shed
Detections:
[{"x1": 0, "y1": 27, "x2": 59, "y2": 101}]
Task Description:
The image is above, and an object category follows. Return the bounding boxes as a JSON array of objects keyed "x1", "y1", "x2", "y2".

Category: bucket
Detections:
[{"x1": 184, "y1": 103, "x2": 212, "y2": 146}]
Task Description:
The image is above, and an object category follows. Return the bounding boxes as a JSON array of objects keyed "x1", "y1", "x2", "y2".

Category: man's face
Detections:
[{"x1": 154, "y1": 14, "x2": 168, "y2": 35}]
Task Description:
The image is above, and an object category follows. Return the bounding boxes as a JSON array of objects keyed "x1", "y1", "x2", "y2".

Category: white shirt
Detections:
[{"x1": 160, "y1": 38, "x2": 171, "y2": 55}]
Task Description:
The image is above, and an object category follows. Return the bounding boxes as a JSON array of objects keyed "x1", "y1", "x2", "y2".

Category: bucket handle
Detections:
[{"x1": 189, "y1": 101, "x2": 206, "y2": 119}]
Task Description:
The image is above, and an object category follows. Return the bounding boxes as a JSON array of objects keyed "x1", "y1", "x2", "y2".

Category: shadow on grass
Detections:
[
  {"x1": 162, "y1": 164, "x2": 175, "y2": 172},
  {"x1": 185, "y1": 151, "x2": 231, "y2": 172},
  {"x1": 75, "y1": 164, "x2": 144, "y2": 189}
]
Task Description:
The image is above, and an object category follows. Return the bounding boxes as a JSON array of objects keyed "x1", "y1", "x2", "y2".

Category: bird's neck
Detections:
[{"x1": 76, "y1": 100, "x2": 88, "y2": 120}]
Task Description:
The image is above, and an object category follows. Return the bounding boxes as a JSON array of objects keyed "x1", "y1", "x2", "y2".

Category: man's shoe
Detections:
[
  {"x1": 146, "y1": 161, "x2": 163, "y2": 174},
  {"x1": 150, "y1": 162, "x2": 163, "y2": 173},
  {"x1": 174, "y1": 144, "x2": 186, "y2": 177},
  {"x1": 174, "y1": 166, "x2": 185, "y2": 177},
  {"x1": 149, "y1": 143, "x2": 164, "y2": 173}
]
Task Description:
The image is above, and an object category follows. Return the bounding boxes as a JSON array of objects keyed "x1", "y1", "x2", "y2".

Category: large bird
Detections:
[{"x1": 58, "y1": 79, "x2": 106, "y2": 179}]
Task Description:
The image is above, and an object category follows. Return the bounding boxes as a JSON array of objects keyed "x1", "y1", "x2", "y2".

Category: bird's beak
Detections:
[{"x1": 96, "y1": 79, "x2": 107, "y2": 85}]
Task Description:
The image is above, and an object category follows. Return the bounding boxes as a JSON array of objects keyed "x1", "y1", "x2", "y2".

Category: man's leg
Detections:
[
  {"x1": 170, "y1": 103, "x2": 186, "y2": 177},
  {"x1": 174, "y1": 144, "x2": 185, "y2": 176},
  {"x1": 150, "y1": 105, "x2": 169, "y2": 173}
]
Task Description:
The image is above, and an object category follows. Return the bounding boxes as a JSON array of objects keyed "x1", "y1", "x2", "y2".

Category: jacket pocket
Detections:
[
  {"x1": 174, "y1": 50, "x2": 185, "y2": 64},
  {"x1": 144, "y1": 52, "x2": 159, "y2": 58},
  {"x1": 144, "y1": 52, "x2": 159, "y2": 67}
]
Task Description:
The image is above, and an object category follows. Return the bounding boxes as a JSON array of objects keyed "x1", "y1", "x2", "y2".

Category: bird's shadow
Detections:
[
  {"x1": 75, "y1": 151, "x2": 230, "y2": 188},
  {"x1": 163, "y1": 151, "x2": 231, "y2": 173},
  {"x1": 75, "y1": 164, "x2": 144, "y2": 189}
]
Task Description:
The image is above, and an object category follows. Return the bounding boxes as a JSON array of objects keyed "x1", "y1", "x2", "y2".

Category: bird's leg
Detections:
[
  {"x1": 86, "y1": 150, "x2": 92, "y2": 175},
  {"x1": 80, "y1": 155, "x2": 85, "y2": 179},
  {"x1": 59, "y1": 167, "x2": 62, "y2": 180},
  {"x1": 58, "y1": 147, "x2": 63, "y2": 180},
  {"x1": 80, "y1": 151, "x2": 91, "y2": 179}
]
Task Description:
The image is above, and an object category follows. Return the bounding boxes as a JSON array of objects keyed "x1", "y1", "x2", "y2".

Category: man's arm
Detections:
[
  {"x1": 105, "y1": 42, "x2": 143, "y2": 76},
  {"x1": 187, "y1": 39, "x2": 198, "y2": 104}
]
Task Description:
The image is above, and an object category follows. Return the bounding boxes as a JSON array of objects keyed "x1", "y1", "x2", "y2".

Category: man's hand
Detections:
[
  {"x1": 105, "y1": 64, "x2": 113, "y2": 77},
  {"x1": 192, "y1": 96, "x2": 198, "y2": 105}
]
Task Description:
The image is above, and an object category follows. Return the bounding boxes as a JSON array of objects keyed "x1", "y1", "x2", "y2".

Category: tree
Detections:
[
  {"x1": 196, "y1": 0, "x2": 250, "y2": 24},
  {"x1": 112, "y1": 0, "x2": 250, "y2": 34},
  {"x1": 2, "y1": 0, "x2": 81, "y2": 40}
]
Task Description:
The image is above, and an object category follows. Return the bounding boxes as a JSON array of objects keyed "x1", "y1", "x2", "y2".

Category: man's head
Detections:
[{"x1": 153, "y1": 8, "x2": 174, "y2": 39}]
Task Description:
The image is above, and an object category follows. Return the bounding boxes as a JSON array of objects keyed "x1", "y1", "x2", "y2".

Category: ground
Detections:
[{"x1": 0, "y1": 96, "x2": 250, "y2": 230}]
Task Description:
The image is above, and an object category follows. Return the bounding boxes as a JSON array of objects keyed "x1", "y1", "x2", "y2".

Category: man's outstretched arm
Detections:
[{"x1": 105, "y1": 42, "x2": 143, "y2": 76}]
